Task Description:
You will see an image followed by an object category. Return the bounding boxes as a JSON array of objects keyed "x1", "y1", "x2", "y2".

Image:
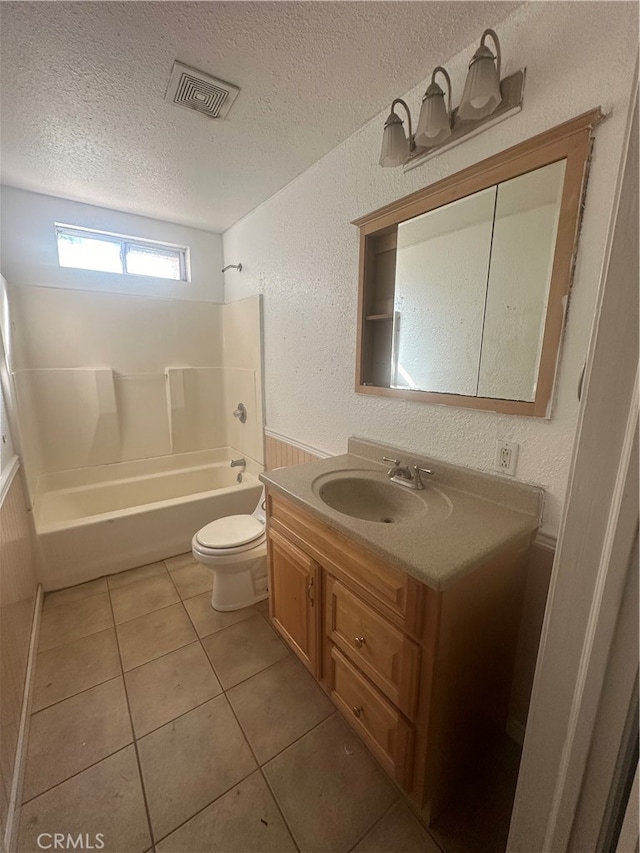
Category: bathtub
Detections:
[{"x1": 33, "y1": 449, "x2": 263, "y2": 591}]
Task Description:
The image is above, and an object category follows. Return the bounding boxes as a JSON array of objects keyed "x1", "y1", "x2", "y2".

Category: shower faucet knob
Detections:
[{"x1": 233, "y1": 403, "x2": 247, "y2": 423}]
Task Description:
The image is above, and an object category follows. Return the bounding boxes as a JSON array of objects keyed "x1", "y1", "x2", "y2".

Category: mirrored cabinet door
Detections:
[
  {"x1": 392, "y1": 186, "x2": 496, "y2": 395},
  {"x1": 478, "y1": 159, "x2": 565, "y2": 401}
]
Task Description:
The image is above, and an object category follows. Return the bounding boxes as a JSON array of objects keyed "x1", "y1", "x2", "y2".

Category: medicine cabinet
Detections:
[{"x1": 353, "y1": 108, "x2": 605, "y2": 417}]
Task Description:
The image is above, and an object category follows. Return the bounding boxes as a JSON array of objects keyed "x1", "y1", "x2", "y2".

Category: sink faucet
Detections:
[{"x1": 382, "y1": 457, "x2": 433, "y2": 490}]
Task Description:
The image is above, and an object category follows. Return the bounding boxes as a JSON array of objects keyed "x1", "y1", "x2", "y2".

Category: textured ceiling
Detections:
[{"x1": 0, "y1": 1, "x2": 520, "y2": 233}]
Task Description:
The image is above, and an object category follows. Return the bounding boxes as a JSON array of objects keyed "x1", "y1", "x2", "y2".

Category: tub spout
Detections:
[{"x1": 230, "y1": 458, "x2": 246, "y2": 468}]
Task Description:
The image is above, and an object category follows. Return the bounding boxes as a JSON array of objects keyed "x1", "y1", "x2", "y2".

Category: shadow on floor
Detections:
[{"x1": 428, "y1": 730, "x2": 523, "y2": 853}]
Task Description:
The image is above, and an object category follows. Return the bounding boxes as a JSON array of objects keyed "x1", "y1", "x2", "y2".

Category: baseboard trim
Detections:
[
  {"x1": 534, "y1": 530, "x2": 558, "y2": 553},
  {"x1": 4, "y1": 584, "x2": 42, "y2": 853},
  {"x1": 0, "y1": 455, "x2": 20, "y2": 507},
  {"x1": 263, "y1": 427, "x2": 332, "y2": 460}
]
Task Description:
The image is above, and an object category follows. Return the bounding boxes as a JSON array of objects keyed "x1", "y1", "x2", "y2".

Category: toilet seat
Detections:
[{"x1": 194, "y1": 514, "x2": 266, "y2": 556}]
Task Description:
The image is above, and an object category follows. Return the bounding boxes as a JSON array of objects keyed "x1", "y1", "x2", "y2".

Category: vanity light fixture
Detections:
[
  {"x1": 378, "y1": 27, "x2": 524, "y2": 172},
  {"x1": 458, "y1": 29, "x2": 502, "y2": 120},
  {"x1": 379, "y1": 99, "x2": 415, "y2": 167},
  {"x1": 415, "y1": 66, "x2": 453, "y2": 147}
]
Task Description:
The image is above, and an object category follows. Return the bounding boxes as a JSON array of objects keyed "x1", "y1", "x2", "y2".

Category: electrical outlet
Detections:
[{"x1": 495, "y1": 440, "x2": 519, "y2": 476}]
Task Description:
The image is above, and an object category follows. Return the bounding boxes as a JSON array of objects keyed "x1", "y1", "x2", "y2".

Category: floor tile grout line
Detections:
[
  {"x1": 346, "y1": 796, "x2": 401, "y2": 852},
  {"x1": 34, "y1": 624, "x2": 116, "y2": 660},
  {"x1": 221, "y1": 672, "x2": 302, "y2": 853},
  {"x1": 110, "y1": 576, "x2": 182, "y2": 626},
  {"x1": 29, "y1": 672, "x2": 125, "y2": 718},
  {"x1": 257, "y1": 767, "x2": 301, "y2": 853},
  {"x1": 38, "y1": 601, "x2": 115, "y2": 654},
  {"x1": 107, "y1": 562, "x2": 169, "y2": 593},
  {"x1": 122, "y1": 637, "x2": 204, "y2": 677},
  {"x1": 217, "y1": 640, "x2": 293, "y2": 692},
  {"x1": 42, "y1": 586, "x2": 109, "y2": 611},
  {"x1": 20, "y1": 743, "x2": 135, "y2": 807},
  {"x1": 163, "y1": 563, "x2": 181, "y2": 598},
  {"x1": 259, "y1": 709, "x2": 339, "y2": 771},
  {"x1": 177, "y1": 595, "x2": 302, "y2": 850},
  {"x1": 131, "y1": 688, "x2": 224, "y2": 742},
  {"x1": 150, "y1": 765, "x2": 261, "y2": 849},
  {"x1": 107, "y1": 579, "x2": 157, "y2": 850}
]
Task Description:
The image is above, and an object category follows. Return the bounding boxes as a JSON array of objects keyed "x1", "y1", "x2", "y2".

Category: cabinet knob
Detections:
[
  {"x1": 352, "y1": 706, "x2": 362, "y2": 718},
  {"x1": 354, "y1": 636, "x2": 366, "y2": 648}
]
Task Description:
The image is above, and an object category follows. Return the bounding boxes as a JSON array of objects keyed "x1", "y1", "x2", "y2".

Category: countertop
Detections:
[{"x1": 260, "y1": 440, "x2": 543, "y2": 591}]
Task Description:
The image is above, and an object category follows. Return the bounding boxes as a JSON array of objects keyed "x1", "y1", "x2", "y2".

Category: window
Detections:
[{"x1": 55, "y1": 224, "x2": 189, "y2": 281}]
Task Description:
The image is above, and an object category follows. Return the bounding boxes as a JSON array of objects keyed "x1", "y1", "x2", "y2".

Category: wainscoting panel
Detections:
[
  {"x1": 264, "y1": 433, "x2": 322, "y2": 470},
  {"x1": 0, "y1": 461, "x2": 38, "y2": 835}
]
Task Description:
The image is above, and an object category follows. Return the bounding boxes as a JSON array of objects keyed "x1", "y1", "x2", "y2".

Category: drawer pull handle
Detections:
[
  {"x1": 352, "y1": 705, "x2": 363, "y2": 718},
  {"x1": 307, "y1": 576, "x2": 314, "y2": 606},
  {"x1": 354, "y1": 636, "x2": 366, "y2": 648}
]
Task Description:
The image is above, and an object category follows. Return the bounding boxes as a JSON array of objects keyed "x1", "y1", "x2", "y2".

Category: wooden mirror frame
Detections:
[{"x1": 353, "y1": 108, "x2": 606, "y2": 417}]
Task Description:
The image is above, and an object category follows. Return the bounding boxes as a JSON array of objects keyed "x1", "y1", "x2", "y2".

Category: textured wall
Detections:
[{"x1": 223, "y1": 2, "x2": 638, "y2": 536}]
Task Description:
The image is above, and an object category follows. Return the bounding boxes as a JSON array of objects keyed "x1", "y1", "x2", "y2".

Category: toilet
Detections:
[{"x1": 191, "y1": 487, "x2": 268, "y2": 612}]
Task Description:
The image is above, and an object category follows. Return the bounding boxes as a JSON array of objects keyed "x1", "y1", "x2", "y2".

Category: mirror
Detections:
[
  {"x1": 354, "y1": 108, "x2": 604, "y2": 417},
  {"x1": 392, "y1": 160, "x2": 565, "y2": 401}
]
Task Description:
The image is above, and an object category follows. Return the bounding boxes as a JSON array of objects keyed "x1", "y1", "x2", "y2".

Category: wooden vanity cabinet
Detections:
[{"x1": 266, "y1": 489, "x2": 529, "y2": 824}]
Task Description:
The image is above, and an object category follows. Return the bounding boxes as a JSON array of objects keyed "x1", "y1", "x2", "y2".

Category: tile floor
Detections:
[{"x1": 17, "y1": 555, "x2": 519, "y2": 853}]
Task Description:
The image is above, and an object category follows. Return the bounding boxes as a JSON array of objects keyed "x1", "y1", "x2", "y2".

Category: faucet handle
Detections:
[
  {"x1": 413, "y1": 465, "x2": 434, "y2": 489},
  {"x1": 382, "y1": 456, "x2": 400, "y2": 465}
]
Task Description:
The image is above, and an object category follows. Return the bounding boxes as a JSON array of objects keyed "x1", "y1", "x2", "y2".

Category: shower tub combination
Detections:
[{"x1": 33, "y1": 449, "x2": 263, "y2": 591}]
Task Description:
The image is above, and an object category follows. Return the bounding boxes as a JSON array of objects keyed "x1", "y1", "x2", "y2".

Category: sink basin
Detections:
[{"x1": 311, "y1": 469, "x2": 452, "y2": 524}]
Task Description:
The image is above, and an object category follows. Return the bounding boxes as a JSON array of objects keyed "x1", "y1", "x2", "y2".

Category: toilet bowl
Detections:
[{"x1": 191, "y1": 486, "x2": 268, "y2": 612}]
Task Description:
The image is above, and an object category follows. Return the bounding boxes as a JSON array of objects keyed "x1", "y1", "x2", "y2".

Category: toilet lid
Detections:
[{"x1": 196, "y1": 515, "x2": 264, "y2": 549}]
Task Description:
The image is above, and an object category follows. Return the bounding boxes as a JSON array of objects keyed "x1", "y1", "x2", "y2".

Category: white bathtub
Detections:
[{"x1": 33, "y1": 449, "x2": 263, "y2": 591}]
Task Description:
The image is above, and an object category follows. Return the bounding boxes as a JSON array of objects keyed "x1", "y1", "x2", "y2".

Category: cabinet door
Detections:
[{"x1": 268, "y1": 527, "x2": 319, "y2": 676}]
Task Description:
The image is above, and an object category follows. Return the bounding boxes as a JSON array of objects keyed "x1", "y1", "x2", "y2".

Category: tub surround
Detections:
[
  {"x1": 6, "y1": 281, "x2": 264, "y2": 495},
  {"x1": 260, "y1": 437, "x2": 542, "y2": 591}
]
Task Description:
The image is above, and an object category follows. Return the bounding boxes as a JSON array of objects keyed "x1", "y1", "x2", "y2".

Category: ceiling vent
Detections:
[{"x1": 164, "y1": 61, "x2": 240, "y2": 120}]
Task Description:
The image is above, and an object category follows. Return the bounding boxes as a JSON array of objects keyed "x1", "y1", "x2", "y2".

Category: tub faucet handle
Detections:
[{"x1": 233, "y1": 403, "x2": 247, "y2": 423}]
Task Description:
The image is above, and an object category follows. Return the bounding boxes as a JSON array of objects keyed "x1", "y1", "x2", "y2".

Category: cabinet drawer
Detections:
[
  {"x1": 325, "y1": 575, "x2": 420, "y2": 719},
  {"x1": 329, "y1": 646, "x2": 413, "y2": 787}
]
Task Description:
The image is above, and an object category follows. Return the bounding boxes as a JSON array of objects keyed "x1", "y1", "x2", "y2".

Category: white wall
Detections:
[
  {"x1": 222, "y1": 2, "x2": 638, "y2": 536},
  {"x1": 1, "y1": 186, "x2": 224, "y2": 302}
]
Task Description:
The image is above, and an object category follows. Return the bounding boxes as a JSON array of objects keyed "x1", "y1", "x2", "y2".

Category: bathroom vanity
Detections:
[{"x1": 260, "y1": 438, "x2": 543, "y2": 823}]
